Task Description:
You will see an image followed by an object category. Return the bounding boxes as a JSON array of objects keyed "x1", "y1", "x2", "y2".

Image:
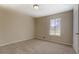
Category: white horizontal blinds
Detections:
[
  {"x1": 55, "y1": 18, "x2": 61, "y2": 36},
  {"x1": 50, "y1": 18, "x2": 61, "y2": 36},
  {"x1": 50, "y1": 19, "x2": 56, "y2": 35}
]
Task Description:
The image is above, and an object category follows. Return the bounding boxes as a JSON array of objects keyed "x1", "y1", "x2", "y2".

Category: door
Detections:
[{"x1": 73, "y1": 4, "x2": 79, "y2": 53}]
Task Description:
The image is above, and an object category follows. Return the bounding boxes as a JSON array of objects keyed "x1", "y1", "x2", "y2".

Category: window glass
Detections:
[{"x1": 50, "y1": 18, "x2": 61, "y2": 36}]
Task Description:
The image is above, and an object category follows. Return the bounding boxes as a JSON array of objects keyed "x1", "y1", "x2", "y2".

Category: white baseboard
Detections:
[
  {"x1": 36, "y1": 38, "x2": 72, "y2": 46},
  {"x1": 0, "y1": 37, "x2": 72, "y2": 47},
  {"x1": 0, "y1": 38, "x2": 33, "y2": 47},
  {"x1": 53, "y1": 40, "x2": 72, "y2": 46}
]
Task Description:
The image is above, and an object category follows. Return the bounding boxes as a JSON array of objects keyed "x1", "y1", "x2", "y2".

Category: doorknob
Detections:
[{"x1": 76, "y1": 33, "x2": 79, "y2": 35}]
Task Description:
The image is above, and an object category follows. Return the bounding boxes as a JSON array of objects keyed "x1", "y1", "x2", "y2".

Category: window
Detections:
[{"x1": 50, "y1": 18, "x2": 61, "y2": 36}]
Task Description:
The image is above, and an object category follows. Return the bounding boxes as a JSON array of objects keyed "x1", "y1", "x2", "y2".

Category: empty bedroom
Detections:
[{"x1": 0, "y1": 4, "x2": 78, "y2": 54}]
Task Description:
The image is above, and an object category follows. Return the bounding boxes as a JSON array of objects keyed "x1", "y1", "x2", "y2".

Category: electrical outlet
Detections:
[{"x1": 43, "y1": 36, "x2": 46, "y2": 39}]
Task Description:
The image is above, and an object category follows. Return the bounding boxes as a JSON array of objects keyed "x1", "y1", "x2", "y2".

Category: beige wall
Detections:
[
  {"x1": 35, "y1": 11, "x2": 73, "y2": 45},
  {"x1": 0, "y1": 6, "x2": 73, "y2": 46},
  {"x1": 0, "y1": 7, "x2": 34, "y2": 46}
]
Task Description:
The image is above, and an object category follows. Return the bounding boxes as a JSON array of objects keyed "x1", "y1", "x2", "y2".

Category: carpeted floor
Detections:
[{"x1": 0, "y1": 39, "x2": 75, "y2": 54}]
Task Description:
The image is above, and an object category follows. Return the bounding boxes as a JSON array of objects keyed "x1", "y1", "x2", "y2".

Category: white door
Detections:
[{"x1": 73, "y1": 4, "x2": 79, "y2": 53}]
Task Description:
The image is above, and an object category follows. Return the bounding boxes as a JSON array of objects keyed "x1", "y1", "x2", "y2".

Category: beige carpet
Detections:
[{"x1": 0, "y1": 39, "x2": 75, "y2": 54}]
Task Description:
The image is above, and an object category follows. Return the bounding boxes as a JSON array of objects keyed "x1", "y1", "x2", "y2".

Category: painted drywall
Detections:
[
  {"x1": 73, "y1": 4, "x2": 79, "y2": 53},
  {"x1": 0, "y1": 7, "x2": 34, "y2": 46},
  {"x1": 35, "y1": 11, "x2": 73, "y2": 45}
]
